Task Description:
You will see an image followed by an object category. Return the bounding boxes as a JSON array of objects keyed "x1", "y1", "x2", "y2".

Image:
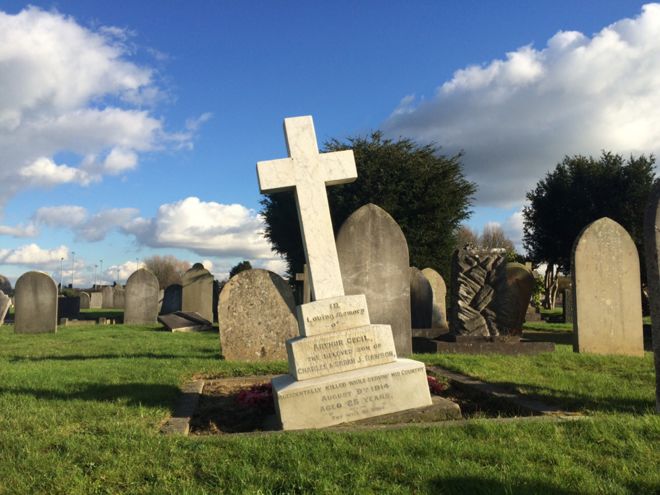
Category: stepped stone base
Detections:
[{"x1": 273, "y1": 358, "x2": 431, "y2": 430}]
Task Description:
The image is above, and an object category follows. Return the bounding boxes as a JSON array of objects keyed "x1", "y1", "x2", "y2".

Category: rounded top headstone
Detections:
[
  {"x1": 192, "y1": 262, "x2": 205, "y2": 270},
  {"x1": 0, "y1": 275, "x2": 12, "y2": 294}
]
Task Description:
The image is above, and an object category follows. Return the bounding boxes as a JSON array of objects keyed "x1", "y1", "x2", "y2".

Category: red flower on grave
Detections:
[
  {"x1": 427, "y1": 375, "x2": 447, "y2": 395},
  {"x1": 235, "y1": 382, "x2": 275, "y2": 412}
]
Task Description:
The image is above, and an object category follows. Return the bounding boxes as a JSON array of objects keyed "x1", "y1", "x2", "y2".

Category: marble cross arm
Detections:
[
  {"x1": 257, "y1": 158, "x2": 295, "y2": 193},
  {"x1": 319, "y1": 150, "x2": 357, "y2": 186}
]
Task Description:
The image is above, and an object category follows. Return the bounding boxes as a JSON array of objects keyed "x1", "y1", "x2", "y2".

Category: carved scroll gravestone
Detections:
[
  {"x1": 14, "y1": 271, "x2": 58, "y2": 334},
  {"x1": 572, "y1": 217, "x2": 644, "y2": 356},
  {"x1": 258, "y1": 116, "x2": 431, "y2": 430},
  {"x1": 124, "y1": 268, "x2": 160, "y2": 325},
  {"x1": 643, "y1": 183, "x2": 660, "y2": 411},
  {"x1": 336, "y1": 203, "x2": 412, "y2": 355},
  {"x1": 218, "y1": 269, "x2": 298, "y2": 361}
]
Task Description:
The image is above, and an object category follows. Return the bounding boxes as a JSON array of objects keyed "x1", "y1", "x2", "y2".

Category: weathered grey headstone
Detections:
[
  {"x1": 449, "y1": 247, "x2": 507, "y2": 337},
  {"x1": 572, "y1": 217, "x2": 643, "y2": 356},
  {"x1": 218, "y1": 269, "x2": 298, "y2": 361},
  {"x1": 643, "y1": 183, "x2": 660, "y2": 411},
  {"x1": 495, "y1": 263, "x2": 535, "y2": 335},
  {"x1": 0, "y1": 290, "x2": 10, "y2": 325},
  {"x1": 259, "y1": 116, "x2": 430, "y2": 430},
  {"x1": 410, "y1": 267, "x2": 433, "y2": 329},
  {"x1": 79, "y1": 292, "x2": 91, "y2": 309},
  {"x1": 0, "y1": 275, "x2": 11, "y2": 295},
  {"x1": 182, "y1": 264, "x2": 213, "y2": 323},
  {"x1": 113, "y1": 286, "x2": 125, "y2": 309},
  {"x1": 562, "y1": 288, "x2": 574, "y2": 324},
  {"x1": 101, "y1": 286, "x2": 114, "y2": 309},
  {"x1": 336, "y1": 203, "x2": 412, "y2": 355},
  {"x1": 89, "y1": 292, "x2": 102, "y2": 309},
  {"x1": 421, "y1": 268, "x2": 448, "y2": 330},
  {"x1": 124, "y1": 268, "x2": 159, "y2": 325},
  {"x1": 14, "y1": 271, "x2": 58, "y2": 334},
  {"x1": 160, "y1": 284, "x2": 182, "y2": 315}
]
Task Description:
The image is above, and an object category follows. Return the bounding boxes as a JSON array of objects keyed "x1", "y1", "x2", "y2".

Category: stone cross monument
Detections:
[{"x1": 258, "y1": 116, "x2": 431, "y2": 430}]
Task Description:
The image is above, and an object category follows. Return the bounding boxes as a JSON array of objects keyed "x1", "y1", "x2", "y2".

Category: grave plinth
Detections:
[{"x1": 259, "y1": 116, "x2": 431, "y2": 430}]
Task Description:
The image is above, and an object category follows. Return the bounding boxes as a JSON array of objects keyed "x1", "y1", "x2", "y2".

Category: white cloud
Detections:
[
  {"x1": 33, "y1": 205, "x2": 139, "y2": 242},
  {"x1": 102, "y1": 260, "x2": 145, "y2": 285},
  {"x1": 385, "y1": 3, "x2": 660, "y2": 206},
  {"x1": 0, "y1": 243, "x2": 68, "y2": 268},
  {"x1": 0, "y1": 7, "x2": 207, "y2": 210},
  {"x1": 0, "y1": 223, "x2": 38, "y2": 238},
  {"x1": 34, "y1": 205, "x2": 88, "y2": 227}
]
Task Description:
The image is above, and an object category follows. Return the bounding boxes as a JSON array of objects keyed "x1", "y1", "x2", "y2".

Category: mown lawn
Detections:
[{"x1": 0, "y1": 322, "x2": 658, "y2": 494}]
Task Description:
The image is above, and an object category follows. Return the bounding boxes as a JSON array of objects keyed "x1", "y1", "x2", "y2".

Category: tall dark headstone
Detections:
[
  {"x1": 336, "y1": 203, "x2": 412, "y2": 355},
  {"x1": 562, "y1": 288, "x2": 574, "y2": 324},
  {"x1": 495, "y1": 263, "x2": 535, "y2": 335},
  {"x1": 643, "y1": 183, "x2": 660, "y2": 412},
  {"x1": 160, "y1": 284, "x2": 182, "y2": 315},
  {"x1": 0, "y1": 275, "x2": 12, "y2": 295},
  {"x1": 410, "y1": 267, "x2": 433, "y2": 329}
]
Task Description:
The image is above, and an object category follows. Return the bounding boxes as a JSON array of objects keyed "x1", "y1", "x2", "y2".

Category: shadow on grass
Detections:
[
  {"x1": 428, "y1": 476, "x2": 580, "y2": 495},
  {"x1": 7, "y1": 350, "x2": 217, "y2": 362},
  {"x1": 1, "y1": 383, "x2": 179, "y2": 409}
]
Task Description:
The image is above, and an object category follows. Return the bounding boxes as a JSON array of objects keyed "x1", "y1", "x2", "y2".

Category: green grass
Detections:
[{"x1": 0, "y1": 323, "x2": 658, "y2": 494}]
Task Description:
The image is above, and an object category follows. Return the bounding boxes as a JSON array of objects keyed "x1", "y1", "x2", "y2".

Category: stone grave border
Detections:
[{"x1": 161, "y1": 369, "x2": 583, "y2": 436}]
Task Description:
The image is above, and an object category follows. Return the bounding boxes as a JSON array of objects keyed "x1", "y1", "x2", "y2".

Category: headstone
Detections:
[
  {"x1": 124, "y1": 268, "x2": 159, "y2": 325},
  {"x1": 157, "y1": 289, "x2": 164, "y2": 313},
  {"x1": 182, "y1": 264, "x2": 213, "y2": 322},
  {"x1": 495, "y1": 263, "x2": 535, "y2": 335},
  {"x1": 14, "y1": 271, "x2": 58, "y2": 334},
  {"x1": 525, "y1": 304, "x2": 542, "y2": 322},
  {"x1": 101, "y1": 286, "x2": 114, "y2": 309},
  {"x1": 89, "y1": 292, "x2": 102, "y2": 309},
  {"x1": 410, "y1": 267, "x2": 433, "y2": 329},
  {"x1": 158, "y1": 311, "x2": 213, "y2": 332},
  {"x1": 258, "y1": 116, "x2": 430, "y2": 430},
  {"x1": 112, "y1": 286, "x2": 125, "y2": 309},
  {"x1": 57, "y1": 296, "x2": 80, "y2": 319},
  {"x1": 160, "y1": 284, "x2": 182, "y2": 315},
  {"x1": 449, "y1": 247, "x2": 507, "y2": 337},
  {"x1": 79, "y1": 292, "x2": 91, "y2": 309},
  {"x1": 213, "y1": 279, "x2": 221, "y2": 322},
  {"x1": 421, "y1": 268, "x2": 448, "y2": 331},
  {"x1": 572, "y1": 217, "x2": 643, "y2": 356},
  {"x1": 643, "y1": 183, "x2": 660, "y2": 411},
  {"x1": 218, "y1": 269, "x2": 299, "y2": 361},
  {"x1": 336, "y1": 203, "x2": 413, "y2": 355},
  {"x1": 562, "y1": 288, "x2": 574, "y2": 324},
  {"x1": 0, "y1": 290, "x2": 10, "y2": 325},
  {"x1": 0, "y1": 275, "x2": 11, "y2": 295}
]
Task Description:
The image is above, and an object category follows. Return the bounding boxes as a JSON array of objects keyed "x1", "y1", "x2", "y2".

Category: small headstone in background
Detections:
[
  {"x1": 160, "y1": 284, "x2": 182, "y2": 315},
  {"x1": 572, "y1": 217, "x2": 643, "y2": 356},
  {"x1": 218, "y1": 269, "x2": 298, "y2": 361},
  {"x1": 410, "y1": 267, "x2": 433, "y2": 329},
  {"x1": 113, "y1": 286, "x2": 125, "y2": 309},
  {"x1": 643, "y1": 182, "x2": 660, "y2": 411},
  {"x1": 421, "y1": 268, "x2": 448, "y2": 331},
  {"x1": 101, "y1": 286, "x2": 114, "y2": 308},
  {"x1": 0, "y1": 290, "x2": 10, "y2": 325},
  {"x1": 79, "y1": 292, "x2": 91, "y2": 309},
  {"x1": 495, "y1": 263, "x2": 535, "y2": 335},
  {"x1": 449, "y1": 247, "x2": 507, "y2": 337},
  {"x1": 336, "y1": 203, "x2": 412, "y2": 355},
  {"x1": 124, "y1": 268, "x2": 159, "y2": 325},
  {"x1": 562, "y1": 288, "x2": 574, "y2": 323},
  {"x1": 14, "y1": 271, "x2": 58, "y2": 334},
  {"x1": 89, "y1": 292, "x2": 102, "y2": 309},
  {"x1": 182, "y1": 264, "x2": 214, "y2": 323},
  {"x1": 0, "y1": 275, "x2": 12, "y2": 295},
  {"x1": 525, "y1": 304, "x2": 542, "y2": 322}
]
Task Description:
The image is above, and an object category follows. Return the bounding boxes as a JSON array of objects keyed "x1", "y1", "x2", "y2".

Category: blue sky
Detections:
[{"x1": 0, "y1": 1, "x2": 657, "y2": 286}]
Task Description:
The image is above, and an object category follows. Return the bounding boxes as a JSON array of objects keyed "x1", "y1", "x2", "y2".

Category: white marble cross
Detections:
[{"x1": 257, "y1": 116, "x2": 357, "y2": 301}]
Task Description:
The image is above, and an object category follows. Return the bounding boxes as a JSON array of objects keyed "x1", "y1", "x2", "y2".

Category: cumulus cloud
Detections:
[
  {"x1": 0, "y1": 223, "x2": 38, "y2": 238},
  {"x1": 32, "y1": 205, "x2": 139, "y2": 242},
  {"x1": 385, "y1": 3, "x2": 660, "y2": 206},
  {"x1": 0, "y1": 243, "x2": 69, "y2": 268},
  {"x1": 0, "y1": 7, "x2": 207, "y2": 210}
]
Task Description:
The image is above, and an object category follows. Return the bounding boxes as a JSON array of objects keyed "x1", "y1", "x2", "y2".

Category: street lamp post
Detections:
[
  {"x1": 71, "y1": 251, "x2": 75, "y2": 288},
  {"x1": 59, "y1": 257, "x2": 64, "y2": 293},
  {"x1": 100, "y1": 260, "x2": 103, "y2": 285},
  {"x1": 93, "y1": 264, "x2": 98, "y2": 288}
]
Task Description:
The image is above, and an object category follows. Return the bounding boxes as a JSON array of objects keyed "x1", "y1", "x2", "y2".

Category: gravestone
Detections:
[
  {"x1": 14, "y1": 271, "x2": 58, "y2": 333},
  {"x1": 258, "y1": 116, "x2": 430, "y2": 430},
  {"x1": 562, "y1": 288, "x2": 574, "y2": 324},
  {"x1": 0, "y1": 290, "x2": 10, "y2": 325},
  {"x1": 89, "y1": 292, "x2": 102, "y2": 309},
  {"x1": 572, "y1": 217, "x2": 643, "y2": 356},
  {"x1": 495, "y1": 263, "x2": 535, "y2": 335},
  {"x1": 218, "y1": 269, "x2": 299, "y2": 361},
  {"x1": 160, "y1": 284, "x2": 182, "y2": 315},
  {"x1": 113, "y1": 286, "x2": 125, "y2": 309},
  {"x1": 79, "y1": 292, "x2": 91, "y2": 309},
  {"x1": 643, "y1": 183, "x2": 660, "y2": 411},
  {"x1": 182, "y1": 264, "x2": 213, "y2": 323},
  {"x1": 410, "y1": 267, "x2": 433, "y2": 329},
  {"x1": 124, "y1": 268, "x2": 159, "y2": 325},
  {"x1": 449, "y1": 247, "x2": 507, "y2": 337},
  {"x1": 158, "y1": 311, "x2": 213, "y2": 332},
  {"x1": 421, "y1": 268, "x2": 448, "y2": 331},
  {"x1": 0, "y1": 275, "x2": 11, "y2": 295},
  {"x1": 336, "y1": 203, "x2": 412, "y2": 356},
  {"x1": 57, "y1": 297, "x2": 80, "y2": 319},
  {"x1": 101, "y1": 286, "x2": 114, "y2": 308}
]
